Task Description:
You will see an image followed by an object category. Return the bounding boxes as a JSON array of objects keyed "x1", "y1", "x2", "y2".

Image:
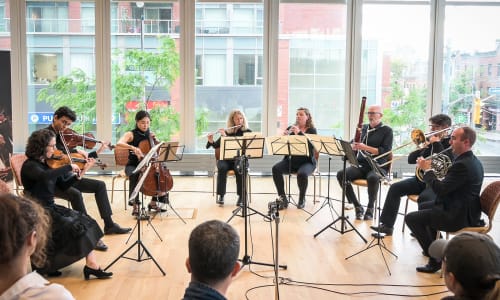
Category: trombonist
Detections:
[
  {"x1": 206, "y1": 109, "x2": 251, "y2": 206},
  {"x1": 371, "y1": 114, "x2": 452, "y2": 236},
  {"x1": 336, "y1": 105, "x2": 393, "y2": 220},
  {"x1": 272, "y1": 107, "x2": 317, "y2": 209}
]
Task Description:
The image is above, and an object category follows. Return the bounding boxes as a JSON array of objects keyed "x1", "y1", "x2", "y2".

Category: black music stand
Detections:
[
  {"x1": 346, "y1": 151, "x2": 397, "y2": 275},
  {"x1": 267, "y1": 135, "x2": 309, "y2": 210},
  {"x1": 221, "y1": 135, "x2": 268, "y2": 222},
  {"x1": 222, "y1": 134, "x2": 286, "y2": 271},
  {"x1": 313, "y1": 139, "x2": 367, "y2": 243},
  {"x1": 105, "y1": 142, "x2": 166, "y2": 275},
  {"x1": 150, "y1": 142, "x2": 186, "y2": 224},
  {"x1": 305, "y1": 134, "x2": 341, "y2": 222}
]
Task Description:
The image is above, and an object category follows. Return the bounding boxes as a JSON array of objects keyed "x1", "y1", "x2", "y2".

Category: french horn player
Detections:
[{"x1": 370, "y1": 114, "x2": 454, "y2": 236}]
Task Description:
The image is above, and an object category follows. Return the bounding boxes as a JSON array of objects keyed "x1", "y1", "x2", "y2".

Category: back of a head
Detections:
[
  {"x1": 430, "y1": 232, "x2": 500, "y2": 298},
  {"x1": 0, "y1": 193, "x2": 50, "y2": 267},
  {"x1": 188, "y1": 220, "x2": 240, "y2": 286}
]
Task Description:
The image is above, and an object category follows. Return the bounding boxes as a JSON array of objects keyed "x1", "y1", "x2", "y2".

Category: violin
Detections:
[
  {"x1": 46, "y1": 149, "x2": 107, "y2": 170},
  {"x1": 61, "y1": 128, "x2": 115, "y2": 150},
  {"x1": 137, "y1": 132, "x2": 174, "y2": 196}
]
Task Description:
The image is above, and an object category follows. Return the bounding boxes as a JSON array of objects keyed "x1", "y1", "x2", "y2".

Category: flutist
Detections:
[
  {"x1": 371, "y1": 114, "x2": 453, "y2": 236},
  {"x1": 336, "y1": 105, "x2": 393, "y2": 220},
  {"x1": 206, "y1": 109, "x2": 251, "y2": 206},
  {"x1": 272, "y1": 107, "x2": 317, "y2": 209}
]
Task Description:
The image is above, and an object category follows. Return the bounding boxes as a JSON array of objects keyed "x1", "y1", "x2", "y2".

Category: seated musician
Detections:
[
  {"x1": 272, "y1": 107, "x2": 317, "y2": 209},
  {"x1": 206, "y1": 109, "x2": 251, "y2": 206},
  {"x1": 116, "y1": 110, "x2": 169, "y2": 216},
  {"x1": 371, "y1": 114, "x2": 452, "y2": 235},
  {"x1": 405, "y1": 126, "x2": 484, "y2": 273},
  {"x1": 21, "y1": 129, "x2": 112, "y2": 279},
  {"x1": 336, "y1": 105, "x2": 393, "y2": 220},
  {"x1": 46, "y1": 107, "x2": 130, "y2": 252}
]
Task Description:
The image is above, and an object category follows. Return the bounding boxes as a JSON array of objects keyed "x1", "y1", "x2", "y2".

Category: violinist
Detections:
[
  {"x1": 206, "y1": 109, "x2": 251, "y2": 206},
  {"x1": 371, "y1": 114, "x2": 452, "y2": 236},
  {"x1": 336, "y1": 105, "x2": 393, "y2": 220},
  {"x1": 46, "y1": 106, "x2": 131, "y2": 252},
  {"x1": 116, "y1": 110, "x2": 169, "y2": 216},
  {"x1": 272, "y1": 107, "x2": 317, "y2": 209}
]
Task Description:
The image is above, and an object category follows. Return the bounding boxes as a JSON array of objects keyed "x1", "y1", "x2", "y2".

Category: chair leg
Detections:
[
  {"x1": 213, "y1": 171, "x2": 216, "y2": 197},
  {"x1": 111, "y1": 176, "x2": 117, "y2": 204},
  {"x1": 403, "y1": 197, "x2": 410, "y2": 233},
  {"x1": 123, "y1": 178, "x2": 128, "y2": 210},
  {"x1": 248, "y1": 174, "x2": 252, "y2": 203}
]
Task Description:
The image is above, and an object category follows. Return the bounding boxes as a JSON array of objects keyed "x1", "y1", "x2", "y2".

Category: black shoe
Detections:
[
  {"x1": 104, "y1": 223, "x2": 132, "y2": 235},
  {"x1": 416, "y1": 258, "x2": 441, "y2": 273},
  {"x1": 216, "y1": 195, "x2": 224, "y2": 205},
  {"x1": 277, "y1": 195, "x2": 288, "y2": 210},
  {"x1": 128, "y1": 199, "x2": 139, "y2": 206},
  {"x1": 236, "y1": 196, "x2": 243, "y2": 207},
  {"x1": 156, "y1": 196, "x2": 170, "y2": 205},
  {"x1": 83, "y1": 266, "x2": 113, "y2": 280},
  {"x1": 355, "y1": 206, "x2": 364, "y2": 220},
  {"x1": 297, "y1": 197, "x2": 305, "y2": 209},
  {"x1": 148, "y1": 202, "x2": 167, "y2": 213},
  {"x1": 370, "y1": 224, "x2": 393, "y2": 236},
  {"x1": 364, "y1": 207, "x2": 374, "y2": 220},
  {"x1": 94, "y1": 239, "x2": 108, "y2": 251},
  {"x1": 410, "y1": 232, "x2": 416, "y2": 238}
]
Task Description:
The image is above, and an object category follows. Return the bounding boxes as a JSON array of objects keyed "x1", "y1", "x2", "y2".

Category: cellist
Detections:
[
  {"x1": 46, "y1": 106, "x2": 131, "y2": 253},
  {"x1": 116, "y1": 110, "x2": 169, "y2": 216}
]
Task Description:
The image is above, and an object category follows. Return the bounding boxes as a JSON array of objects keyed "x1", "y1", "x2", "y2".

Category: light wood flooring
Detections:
[{"x1": 39, "y1": 175, "x2": 499, "y2": 300}]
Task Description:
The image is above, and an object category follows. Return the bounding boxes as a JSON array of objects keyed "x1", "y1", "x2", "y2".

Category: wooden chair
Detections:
[
  {"x1": 284, "y1": 151, "x2": 321, "y2": 204},
  {"x1": 437, "y1": 180, "x2": 500, "y2": 240},
  {"x1": 352, "y1": 152, "x2": 393, "y2": 222},
  {"x1": 111, "y1": 147, "x2": 130, "y2": 210},
  {"x1": 402, "y1": 194, "x2": 419, "y2": 232},
  {"x1": 9, "y1": 153, "x2": 28, "y2": 196},
  {"x1": 212, "y1": 147, "x2": 252, "y2": 202}
]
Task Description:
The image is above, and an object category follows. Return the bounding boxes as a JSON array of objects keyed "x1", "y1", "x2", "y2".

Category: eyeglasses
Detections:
[{"x1": 367, "y1": 112, "x2": 381, "y2": 115}]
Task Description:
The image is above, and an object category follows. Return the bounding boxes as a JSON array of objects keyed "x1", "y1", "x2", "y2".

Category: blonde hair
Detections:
[{"x1": 226, "y1": 109, "x2": 248, "y2": 134}]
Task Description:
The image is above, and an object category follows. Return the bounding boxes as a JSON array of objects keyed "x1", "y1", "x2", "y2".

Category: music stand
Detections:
[
  {"x1": 221, "y1": 134, "x2": 268, "y2": 222},
  {"x1": 105, "y1": 143, "x2": 166, "y2": 275},
  {"x1": 305, "y1": 134, "x2": 341, "y2": 222},
  {"x1": 222, "y1": 134, "x2": 286, "y2": 271},
  {"x1": 151, "y1": 142, "x2": 187, "y2": 224},
  {"x1": 345, "y1": 151, "x2": 397, "y2": 275},
  {"x1": 313, "y1": 139, "x2": 367, "y2": 243},
  {"x1": 267, "y1": 135, "x2": 309, "y2": 210}
]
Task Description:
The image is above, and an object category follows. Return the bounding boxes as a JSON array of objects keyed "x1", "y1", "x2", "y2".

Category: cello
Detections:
[{"x1": 137, "y1": 133, "x2": 174, "y2": 197}]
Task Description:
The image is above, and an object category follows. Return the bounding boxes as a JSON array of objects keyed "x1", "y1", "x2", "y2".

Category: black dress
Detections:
[{"x1": 21, "y1": 159, "x2": 102, "y2": 273}]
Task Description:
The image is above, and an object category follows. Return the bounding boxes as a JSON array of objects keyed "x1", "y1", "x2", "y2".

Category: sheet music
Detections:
[
  {"x1": 157, "y1": 141, "x2": 183, "y2": 162},
  {"x1": 266, "y1": 135, "x2": 309, "y2": 157},
  {"x1": 305, "y1": 134, "x2": 342, "y2": 156},
  {"x1": 220, "y1": 135, "x2": 265, "y2": 160}
]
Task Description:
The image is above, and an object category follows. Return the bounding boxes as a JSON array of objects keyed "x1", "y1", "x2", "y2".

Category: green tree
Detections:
[{"x1": 38, "y1": 36, "x2": 181, "y2": 141}]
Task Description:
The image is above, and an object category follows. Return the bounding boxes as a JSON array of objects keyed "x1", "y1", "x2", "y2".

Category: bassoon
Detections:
[{"x1": 354, "y1": 96, "x2": 367, "y2": 143}]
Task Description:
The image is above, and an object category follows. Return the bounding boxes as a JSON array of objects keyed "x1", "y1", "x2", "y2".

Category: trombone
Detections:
[{"x1": 374, "y1": 126, "x2": 455, "y2": 168}]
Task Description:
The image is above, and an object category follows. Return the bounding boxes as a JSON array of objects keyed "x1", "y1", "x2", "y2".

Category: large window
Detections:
[
  {"x1": 278, "y1": 2, "x2": 347, "y2": 137},
  {"x1": 442, "y1": 3, "x2": 500, "y2": 155},
  {"x1": 194, "y1": 2, "x2": 264, "y2": 151},
  {"x1": 361, "y1": 1, "x2": 431, "y2": 151}
]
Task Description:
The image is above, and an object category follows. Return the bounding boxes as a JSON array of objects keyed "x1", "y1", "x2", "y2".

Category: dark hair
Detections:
[
  {"x1": 53, "y1": 106, "x2": 77, "y2": 122},
  {"x1": 25, "y1": 129, "x2": 55, "y2": 160},
  {"x1": 0, "y1": 193, "x2": 51, "y2": 267},
  {"x1": 188, "y1": 220, "x2": 240, "y2": 285},
  {"x1": 135, "y1": 110, "x2": 150, "y2": 122},
  {"x1": 297, "y1": 107, "x2": 314, "y2": 129},
  {"x1": 461, "y1": 126, "x2": 477, "y2": 146},
  {"x1": 429, "y1": 114, "x2": 451, "y2": 127}
]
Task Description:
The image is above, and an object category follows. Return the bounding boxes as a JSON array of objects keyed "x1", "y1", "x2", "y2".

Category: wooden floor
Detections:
[{"x1": 39, "y1": 175, "x2": 499, "y2": 300}]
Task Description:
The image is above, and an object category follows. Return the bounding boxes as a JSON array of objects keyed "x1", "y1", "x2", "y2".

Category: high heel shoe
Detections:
[
  {"x1": 83, "y1": 265, "x2": 113, "y2": 280},
  {"x1": 148, "y1": 201, "x2": 167, "y2": 213}
]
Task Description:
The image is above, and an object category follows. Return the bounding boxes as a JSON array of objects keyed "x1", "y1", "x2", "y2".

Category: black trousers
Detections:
[
  {"x1": 405, "y1": 207, "x2": 465, "y2": 256},
  {"x1": 336, "y1": 165, "x2": 381, "y2": 208},
  {"x1": 379, "y1": 176, "x2": 436, "y2": 228},
  {"x1": 215, "y1": 159, "x2": 244, "y2": 196},
  {"x1": 55, "y1": 177, "x2": 112, "y2": 223},
  {"x1": 126, "y1": 164, "x2": 168, "y2": 203},
  {"x1": 272, "y1": 158, "x2": 315, "y2": 200}
]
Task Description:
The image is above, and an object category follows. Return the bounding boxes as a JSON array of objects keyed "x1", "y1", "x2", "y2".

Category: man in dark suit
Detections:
[{"x1": 405, "y1": 126, "x2": 484, "y2": 273}]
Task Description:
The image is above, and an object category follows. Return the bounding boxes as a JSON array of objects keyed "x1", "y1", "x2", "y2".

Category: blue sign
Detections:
[{"x1": 29, "y1": 112, "x2": 120, "y2": 125}]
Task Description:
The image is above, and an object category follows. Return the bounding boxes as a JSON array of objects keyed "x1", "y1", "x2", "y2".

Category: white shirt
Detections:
[{"x1": 0, "y1": 272, "x2": 74, "y2": 300}]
